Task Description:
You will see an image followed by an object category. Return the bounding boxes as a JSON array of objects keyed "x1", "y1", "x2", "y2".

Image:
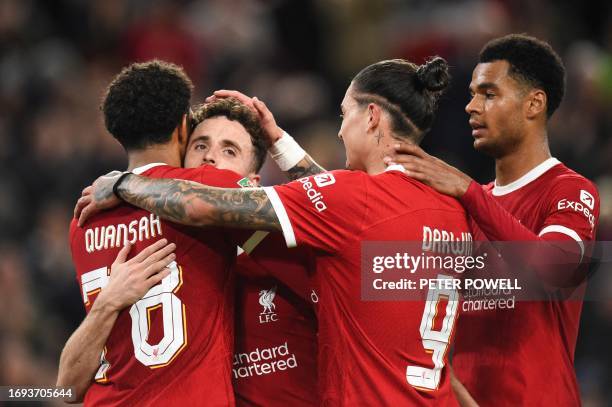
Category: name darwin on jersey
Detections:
[
  {"x1": 233, "y1": 342, "x2": 298, "y2": 379},
  {"x1": 422, "y1": 226, "x2": 473, "y2": 255},
  {"x1": 84, "y1": 214, "x2": 163, "y2": 253}
]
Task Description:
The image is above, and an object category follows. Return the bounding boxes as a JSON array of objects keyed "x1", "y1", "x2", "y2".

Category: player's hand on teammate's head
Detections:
[
  {"x1": 95, "y1": 239, "x2": 176, "y2": 312},
  {"x1": 75, "y1": 171, "x2": 124, "y2": 227},
  {"x1": 251, "y1": 96, "x2": 284, "y2": 146},
  {"x1": 385, "y1": 143, "x2": 473, "y2": 199},
  {"x1": 207, "y1": 89, "x2": 284, "y2": 146},
  {"x1": 206, "y1": 89, "x2": 256, "y2": 111}
]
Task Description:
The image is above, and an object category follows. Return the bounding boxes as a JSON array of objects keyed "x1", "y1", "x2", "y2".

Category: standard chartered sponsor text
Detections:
[{"x1": 233, "y1": 342, "x2": 297, "y2": 379}]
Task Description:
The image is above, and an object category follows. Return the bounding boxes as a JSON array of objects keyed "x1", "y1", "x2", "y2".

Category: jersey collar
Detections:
[
  {"x1": 492, "y1": 157, "x2": 560, "y2": 196},
  {"x1": 384, "y1": 164, "x2": 406, "y2": 173},
  {"x1": 132, "y1": 162, "x2": 167, "y2": 175}
]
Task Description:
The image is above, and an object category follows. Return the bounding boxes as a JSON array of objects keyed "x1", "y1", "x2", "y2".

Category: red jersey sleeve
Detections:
[
  {"x1": 460, "y1": 177, "x2": 600, "y2": 287},
  {"x1": 146, "y1": 164, "x2": 244, "y2": 188},
  {"x1": 460, "y1": 181, "x2": 541, "y2": 242},
  {"x1": 262, "y1": 171, "x2": 368, "y2": 252},
  {"x1": 538, "y1": 176, "x2": 599, "y2": 246},
  {"x1": 195, "y1": 165, "x2": 245, "y2": 189}
]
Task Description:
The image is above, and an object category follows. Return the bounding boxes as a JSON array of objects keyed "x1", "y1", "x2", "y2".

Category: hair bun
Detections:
[{"x1": 416, "y1": 56, "x2": 450, "y2": 92}]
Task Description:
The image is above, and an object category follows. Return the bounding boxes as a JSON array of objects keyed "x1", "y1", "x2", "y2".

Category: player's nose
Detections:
[
  {"x1": 202, "y1": 153, "x2": 216, "y2": 166},
  {"x1": 465, "y1": 96, "x2": 481, "y2": 115}
]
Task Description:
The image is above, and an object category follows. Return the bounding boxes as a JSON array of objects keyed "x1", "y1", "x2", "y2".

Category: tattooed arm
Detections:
[
  {"x1": 285, "y1": 154, "x2": 326, "y2": 180},
  {"x1": 118, "y1": 175, "x2": 281, "y2": 230},
  {"x1": 76, "y1": 172, "x2": 281, "y2": 231}
]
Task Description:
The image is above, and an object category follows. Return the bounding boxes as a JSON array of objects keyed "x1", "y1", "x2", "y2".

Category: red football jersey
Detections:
[
  {"x1": 263, "y1": 168, "x2": 471, "y2": 405},
  {"x1": 233, "y1": 233, "x2": 318, "y2": 406},
  {"x1": 69, "y1": 163, "x2": 244, "y2": 406},
  {"x1": 453, "y1": 158, "x2": 600, "y2": 405}
]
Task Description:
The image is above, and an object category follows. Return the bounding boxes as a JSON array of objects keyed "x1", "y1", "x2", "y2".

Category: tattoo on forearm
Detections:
[
  {"x1": 118, "y1": 175, "x2": 281, "y2": 231},
  {"x1": 286, "y1": 155, "x2": 326, "y2": 180}
]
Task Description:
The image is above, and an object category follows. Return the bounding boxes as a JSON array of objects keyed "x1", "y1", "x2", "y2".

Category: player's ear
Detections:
[
  {"x1": 367, "y1": 103, "x2": 381, "y2": 132},
  {"x1": 525, "y1": 89, "x2": 547, "y2": 120}
]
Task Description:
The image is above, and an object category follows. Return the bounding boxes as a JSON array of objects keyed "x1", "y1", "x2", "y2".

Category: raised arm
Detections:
[
  {"x1": 209, "y1": 90, "x2": 326, "y2": 180},
  {"x1": 276, "y1": 141, "x2": 326, "y2": 180},
  {"x1": 76, "y1": 172, "x2": 282, "y2": 231}
]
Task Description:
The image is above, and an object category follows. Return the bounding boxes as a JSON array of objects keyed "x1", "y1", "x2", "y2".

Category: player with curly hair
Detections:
[
  {"x1": 186, "y1": 98, "x2": 268, "y2": 180},
  {"x1": 59, "y1": 60, "x2": 259, "y2": 405}
]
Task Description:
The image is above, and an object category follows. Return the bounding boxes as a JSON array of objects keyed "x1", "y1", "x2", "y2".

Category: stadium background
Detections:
[{"x1": 0, "y1": 0, "x2": 610, "y2": 405}]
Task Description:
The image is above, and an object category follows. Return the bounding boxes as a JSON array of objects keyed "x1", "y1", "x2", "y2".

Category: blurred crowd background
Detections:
[{"x1": 1, "y1": 0, "x2": 611, "y2": 405}]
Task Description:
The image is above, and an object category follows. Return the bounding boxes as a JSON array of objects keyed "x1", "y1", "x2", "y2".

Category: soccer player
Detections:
[
  {"x1": 389, "y1": 34, "x2": 600, "y2": 405},
  {"x1": 77, "y1": 57, "x2": 473, "y2": 405},
  {"x1": 185, "y1": 98, "x2": 318, "y2": 406},
  {"x1": 63, "y1": 61, "x2": 255, "y2": 405}
]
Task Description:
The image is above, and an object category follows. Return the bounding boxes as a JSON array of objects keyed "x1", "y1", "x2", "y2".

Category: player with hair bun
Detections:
[{"x1": 77, "y1": 57, "x2": 472, "y2": 405}]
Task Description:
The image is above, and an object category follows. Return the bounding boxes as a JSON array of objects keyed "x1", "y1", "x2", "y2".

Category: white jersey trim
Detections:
[
  {"x1": 132, "y1": 162, "x2": 167, "y2": 175},
  {"x1": 492, "y1": 158, "x2": 560, "y2": 196},
  {"x1": 538, "y1": 224, "x2": 584, "y2": 261},
  {"x1": 263, "y1": 186, "x2": 297, "y2": 248},
  {"x1": 385, "y1": 164, "x2": 406, "y2": 173}
]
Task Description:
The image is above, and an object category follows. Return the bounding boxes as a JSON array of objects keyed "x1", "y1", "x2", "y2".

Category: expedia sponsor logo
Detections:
[
  {"x1": 233, "y1": 342, "x2": 298, "y2": 379},
  {"x1": 558, "y1": 195, "x2": 595, "y2": 227},
  {"x1": 580, "y1": 190, "x2": 594, "y2": 210},
  {"x1": 298, "y1": 175, "x2": 332, "y2": 213},
  {"x1": 314, "y1": 173, "x2": 336, "y2": 187}
]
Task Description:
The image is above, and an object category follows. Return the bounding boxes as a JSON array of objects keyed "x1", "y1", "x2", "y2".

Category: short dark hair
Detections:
[
  {"x1": 479, "y1": 34, "x2": 566, "y2": 118},
  {"x1": 192, "y1": 98, "x2": 267, "y2": 173},
  {"x1": 102, "y1": 60, "x2": 193, "y2": 150},
  {"x1": 351, "y1": 57, "x2": 450, "y2": 143}
]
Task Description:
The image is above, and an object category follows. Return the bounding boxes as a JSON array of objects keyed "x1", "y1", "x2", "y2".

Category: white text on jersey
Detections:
[
  {"x1": 557, "y1": 198, "x2": 595, "y2": 228},
  {"x1": 85, "y1": 214, "x2": 163, "y2": 253},
  {"x1": 298, "y1": 176, "x2": 328, "y2": 212},
  {"x1": 422, "y1": 226, "x2": 473, "y2": 255},
  {"x1": 233, "y1": 342, "x2": 298, "y2": 379}
]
